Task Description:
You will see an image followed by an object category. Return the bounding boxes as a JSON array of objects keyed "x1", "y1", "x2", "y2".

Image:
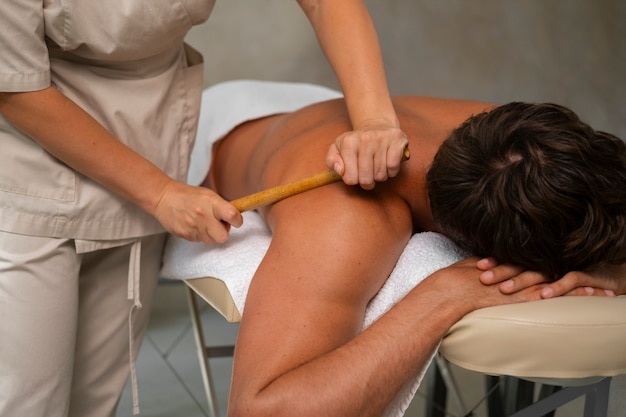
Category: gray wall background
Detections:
[{"x1": 186, "y1": 0, "x2": 625, "y2": 138}]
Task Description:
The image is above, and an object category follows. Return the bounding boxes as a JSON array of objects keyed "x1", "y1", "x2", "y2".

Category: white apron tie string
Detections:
[{"x1": 127, "y1": 239, "x2": 142, "y2": 415}]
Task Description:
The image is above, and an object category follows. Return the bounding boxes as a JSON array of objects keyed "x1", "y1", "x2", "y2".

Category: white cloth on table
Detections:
[{"x1": 187, "y1": 79, "x2": 342, "y2": 186}]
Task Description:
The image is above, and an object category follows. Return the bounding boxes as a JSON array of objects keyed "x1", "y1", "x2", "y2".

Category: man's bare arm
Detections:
[{"x1": 227, "y1": 185, "x2": 546, "y2": 417}]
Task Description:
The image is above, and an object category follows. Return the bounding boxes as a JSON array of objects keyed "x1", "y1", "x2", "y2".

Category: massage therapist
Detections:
[{"x1": 0, "y1": 1, "x2": 406, "y2": 416}]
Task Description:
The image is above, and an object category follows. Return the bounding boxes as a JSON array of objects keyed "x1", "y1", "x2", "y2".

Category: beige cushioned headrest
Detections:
[{"x1": 440, "y1": 296, "x2": 626, "y2": 385}]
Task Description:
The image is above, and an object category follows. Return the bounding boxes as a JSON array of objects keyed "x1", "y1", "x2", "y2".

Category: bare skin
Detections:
[
  {"x1": 206, "y1": 96, "x2": 624, "y2": 417},
  {"x1": 208, "y1": 96, "x2": 486, "y2": 225}
]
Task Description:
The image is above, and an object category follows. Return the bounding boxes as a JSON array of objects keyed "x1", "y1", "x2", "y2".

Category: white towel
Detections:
[
  {"x1": 161, "y1": 212, "x2": 468, "y2": 417},
  {"x1": 187, "y1": 79, "x2": 342, "y2": 186}
]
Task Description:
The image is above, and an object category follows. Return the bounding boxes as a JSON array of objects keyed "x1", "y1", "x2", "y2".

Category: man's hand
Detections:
[
  {"x1": 476, "y1": 258, "x2": 623, "y2": 298},
  {"x1": 153, "y1": 180, "x2": 243, "y2": 244},
  {"x1": 424, "y1": 257, "x2": 547, "y2": 317},
  {"x1": 541, "y1": 264, "x2": 625, "y2": 298},
  {"x1": 326, "y1": 121, "x2": 407, "y2": 190}
]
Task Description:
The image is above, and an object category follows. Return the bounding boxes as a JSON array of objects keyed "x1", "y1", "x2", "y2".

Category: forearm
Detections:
[
  {"x1": 230, "y1": 256, "x2": 542, "y2": 417},
  {"x1": 0, "y1": 88, "x2": 170, "y2": 216},
  {"x1": 230, "y1": 276, "x2": 468, "y2": 417},
  {"x1": 298, "y1": 0, "x2": 398, "y2": 128}
]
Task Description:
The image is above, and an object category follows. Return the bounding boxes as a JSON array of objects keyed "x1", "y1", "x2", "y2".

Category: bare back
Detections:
[{"x1": 210, "y1": 95, "x2": 492, "y2": 231}]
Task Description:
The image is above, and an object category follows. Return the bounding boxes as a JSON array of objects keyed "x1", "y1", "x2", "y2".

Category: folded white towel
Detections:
[
  {"x1": 161, "y1": 211, "x2": 468, "y2": 417},
  {"x1": 162, "y1": 211, "x2": 272, "y2": 312}
]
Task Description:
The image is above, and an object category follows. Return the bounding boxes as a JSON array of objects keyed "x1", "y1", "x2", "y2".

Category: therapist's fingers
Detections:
[
  {"x1": 327, "y1": 133, "x2": 377, "y2": 190},
  {"x1": 195, "y1": 199, "x2": 242, "y2": 244},
  {"x1": 381, "y1": 133, "x2": 407, "y2": 179},
  {"x1": 327, "y1": 131, "x2": 361, "y2": 186},
  {"x1": 325, "y1": 142, "x2": 346, "y2": 177},
  {"x1": 326, "y1": 125, "x2": 407, "y2": 190},
  {"x1": 154, "y1": 181, "x2": 243, "y2": 244}
]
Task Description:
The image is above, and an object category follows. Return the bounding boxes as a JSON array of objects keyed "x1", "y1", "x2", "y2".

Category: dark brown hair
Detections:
[{"x1": 427, "y1": 102, "x2": 626, "y2": 278}]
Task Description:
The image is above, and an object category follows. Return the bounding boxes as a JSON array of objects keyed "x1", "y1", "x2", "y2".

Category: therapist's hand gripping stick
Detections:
[{"x1": 230, "y1": 146, "x2": 410, "y2": 212}]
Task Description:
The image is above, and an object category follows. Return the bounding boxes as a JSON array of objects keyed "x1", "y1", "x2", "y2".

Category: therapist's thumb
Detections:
[
  {"x1": 215, "y1": 201, "x2": 243, "y2": 229},
  {"x1": 325, "y1": 143, "x2": 344, "y2": 175}
]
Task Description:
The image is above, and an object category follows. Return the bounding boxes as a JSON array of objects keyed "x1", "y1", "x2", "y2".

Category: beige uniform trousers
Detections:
[{"x1": 0, "y1": 231, "x2": 165, "y2": 417}]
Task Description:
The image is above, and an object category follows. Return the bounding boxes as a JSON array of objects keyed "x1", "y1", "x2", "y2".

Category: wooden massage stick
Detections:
[{"x1": 230, "y1": 146, "x2": 410, "y2": 212}]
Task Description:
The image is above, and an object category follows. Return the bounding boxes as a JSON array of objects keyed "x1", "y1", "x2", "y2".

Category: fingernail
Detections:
[
  {"x1": 584, "y1": 286, "x2": 594, "y2": 295},
  {"x1": 501, "y1": 279, "x2": 514, "y2": 289},
  {"x1": 480, "y1": 270, "x2": 493, "y2": 281},
  {"x1": 541, "y1": 287, "x2": 554, "y2": 298},
  {"x1": 605, "y1": 289, "x2": 616, "y2": 297}
]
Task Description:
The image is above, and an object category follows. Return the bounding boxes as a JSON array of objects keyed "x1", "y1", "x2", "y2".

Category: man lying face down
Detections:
[{"x1": 203, "y1": 84, "x2": 626, "y2": 417}]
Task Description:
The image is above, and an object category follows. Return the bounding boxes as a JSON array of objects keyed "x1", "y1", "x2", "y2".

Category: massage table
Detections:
[
  {"x1": 161, "y1": 80, "x2": 626, "y2": 417},
  {"x1": 161, "y1": 212, "x2": 626, "y2": 417}
]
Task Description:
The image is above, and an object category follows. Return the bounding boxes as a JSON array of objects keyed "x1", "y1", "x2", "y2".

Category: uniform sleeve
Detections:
[{"x1": 0, "y1": 0, "x2": 50, "y2": 92}]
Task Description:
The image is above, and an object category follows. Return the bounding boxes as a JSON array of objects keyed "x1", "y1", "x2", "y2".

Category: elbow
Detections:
[
  {"x1": 227, "y1": 393, "x2": 305, "y2": 417},
  {"x1": 227, "y1": 401, "x2": 266, "y2": 417},
  {"x1": 0, "y1": 91, "x2": 11, "y2": 112},
  {"x1": 0, "y1": 91, "x2": 19, "y2": 120},
  {"x1": 227, "y1": 391, "x2": 264, "y2": 417}
]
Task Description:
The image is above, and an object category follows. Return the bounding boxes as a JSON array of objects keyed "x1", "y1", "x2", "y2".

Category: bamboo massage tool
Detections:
[{"x1": 230, "y1": 146, "x2": 410, "y2": 212}]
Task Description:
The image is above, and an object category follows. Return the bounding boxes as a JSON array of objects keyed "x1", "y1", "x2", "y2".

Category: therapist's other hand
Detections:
[
  {"x1": 153, "y1": 181, "x2": 243, "y2": 244},
  {"x1": 326, "y1": 120, "x2": 407, "y2": 190},
  {"x1": 476, "y1": 257, "x2": 622, "y2": 297}
]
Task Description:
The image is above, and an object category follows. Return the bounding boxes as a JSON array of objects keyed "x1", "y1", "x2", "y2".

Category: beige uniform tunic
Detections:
[
  {"x1": 0, "y1": 0, "x2": 215, "y2": 240},
  {"x1": 0, "y1": 2, "x2": 216, "y2": 415}
]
